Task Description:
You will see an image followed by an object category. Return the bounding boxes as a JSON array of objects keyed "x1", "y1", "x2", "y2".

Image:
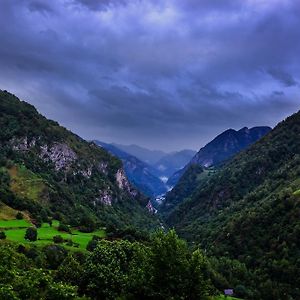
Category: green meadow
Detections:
[{"x1": 0, "y1": 219, "x2": 105, "y2": 250}]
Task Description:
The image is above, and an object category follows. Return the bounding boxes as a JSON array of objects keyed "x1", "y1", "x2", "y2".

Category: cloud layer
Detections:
[{"x1": 0, "y1": 0, "x2": 299, "y2": 150}]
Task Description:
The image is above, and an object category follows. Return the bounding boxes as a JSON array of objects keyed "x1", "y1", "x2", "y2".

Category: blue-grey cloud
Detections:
[
  {"x1": 0, "y1": 0, "x2": 299, "y2": 151},
  {"x1": 267, "y1": 68, "x2": 298, "y2": 87}
]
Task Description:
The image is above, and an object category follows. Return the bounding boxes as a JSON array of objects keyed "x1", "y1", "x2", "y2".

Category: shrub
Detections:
[
  {"x1": 16, "y1": 212, "x2": 23, "y2": 220},
  {"x1": 0, "y1": 231, "x2": 6, "y2": 240},
  {"x1": 25, "y1": 227, "x2": 37, "y2": 241},
  {"x1": 53, "y1": 235, "x2": 64, "y2": 244},
  {"x1": 58, "y1": 223, "x2": 71, "y2": 233}
]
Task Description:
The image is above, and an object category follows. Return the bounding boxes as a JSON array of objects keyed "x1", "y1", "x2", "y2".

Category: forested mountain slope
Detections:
[
  {"x1": 0, "y1": 90, "x2": 158, "y2": 230},
  {"x1": 167, "y1": 110, "x2": 300, "y2": 299},
  {"x1": 166, "y1": 126, "x2": 271, "y2": 188},
  {"x1": 163, "y1": 127, "x2": 271, "y2": 215}
]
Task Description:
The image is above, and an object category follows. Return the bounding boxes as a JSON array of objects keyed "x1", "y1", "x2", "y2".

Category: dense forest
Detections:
[{"x1": 166, "y1": 109, "x2": 300, "y2": 299}]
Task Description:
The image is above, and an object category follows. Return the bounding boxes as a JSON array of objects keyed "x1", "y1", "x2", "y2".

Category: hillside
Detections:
[
  {"x1": 94, "y1": 141, "x2": 167, "y2": 197},
  {"x1": 0, "y1": 90, "x2": 158, "y2": 230},
  {"x1": 163, "y1": 126, "x2": 271, "y2": 214},
  {"x1": 190, "y1": 126, "x2": 271, "y2": 167},
  {"x1": 166, "y1": 111, "x2": 300, "y2": 299}
]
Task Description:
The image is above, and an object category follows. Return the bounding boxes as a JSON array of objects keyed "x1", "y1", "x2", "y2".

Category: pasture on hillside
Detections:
[{"x1": 0, "y1": 219, "x2": 105, "y2": 250}]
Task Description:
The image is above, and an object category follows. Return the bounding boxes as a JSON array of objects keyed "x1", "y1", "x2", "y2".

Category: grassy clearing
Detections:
[
  {"x1": 1, "y1": 219, "x2": 105, "y2": 251},
  {"x1": 8, "y1": 165, "x2": 47, "y2": 202},
  {"x1": 0, "y1": 218, "x2": 31, "y2": 228}
]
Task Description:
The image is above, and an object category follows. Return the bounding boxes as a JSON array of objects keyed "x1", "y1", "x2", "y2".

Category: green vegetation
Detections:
[
  {"x1": 0, "y1": 90, "x2": 159, "y2": 234},
  {"x1": 0, "y1": 219, "x2": 105, "y2": 250},
  {"x1": 162, "y1": 164, "x2": 215, "y2": 217},
  {"x1": 0, "y1": 230, "x2": 215, "y2": 299},
  {"x1": 166, "y1": 109, "x2": 300, "y2": 299},
  {"x1": 0, "y1": 219, "x2": 31, "y2": 228},
  {"x1": 292, "y1": 189, "x2": 300, "y2": 196}
]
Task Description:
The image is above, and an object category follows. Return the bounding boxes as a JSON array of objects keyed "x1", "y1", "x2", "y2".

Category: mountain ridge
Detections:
[
  {"x1": 0, "y1": 90, "x2": 158, "y2": 230},
  {"x1": 165, "y1": 109, "x2": 300, "y2": 298}
]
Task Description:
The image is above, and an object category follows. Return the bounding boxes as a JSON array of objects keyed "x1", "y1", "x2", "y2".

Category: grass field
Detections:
[{"x1": 0, "y1": 219, "x2": 105, "y2": 250}]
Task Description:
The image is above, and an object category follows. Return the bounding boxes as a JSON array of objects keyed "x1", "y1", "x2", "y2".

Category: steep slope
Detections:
[
  {"x1": 167, "y1": 111, "x2": 300, "y2": 298},
  {"x1": 191, "y1": 126, "x2": 271, "y2": 167},
  {"x1": 166, "y1": 126, "x2": 271, "y2": 188},
  {"x1": 152, "y1": 149, "x2": 196, "y2": 180},
  {"x1": 163, "y1": 126, "x2": 271, "y2": 214},
  {"x1": 94, "y1": 141, "x2": 167, "y2": 197},
  {"x1": 0, "y1": 90, "x2": 158, "y2": 230}
]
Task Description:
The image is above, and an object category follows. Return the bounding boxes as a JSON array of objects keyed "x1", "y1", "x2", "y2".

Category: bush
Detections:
[
  {"x1": 58, "y1": 223, "x2": 71, "y2": 233},
  {"x1": 16, "y1": 212, "x2": 23, "y2": 220},
  {"x1": 53, "y1": 235, "x2": 64, "y2": 244},
  {"x1": 44, "y1": 245, "x2": 68, "y2": 270},
  {"x1": 0, "y1": 231, "x2": 6, "y2": 240},
  {"x1": 66, "y1": 239, "x2": 73, "y2": 246},
  {"x1": 86, "y1": 235, "x2": 102, "y2": 252},
  {"x1": 25, "y1": 227, "x2": 37, "y2": 241}
]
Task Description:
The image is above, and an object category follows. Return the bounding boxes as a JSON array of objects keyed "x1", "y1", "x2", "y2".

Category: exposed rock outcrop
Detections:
[
  {"x1": 40, "y1": 143, "x2": 77, "y2": 171},
  {"x1": 116, "y1": 168, "x2": 137, "y2": 197}
]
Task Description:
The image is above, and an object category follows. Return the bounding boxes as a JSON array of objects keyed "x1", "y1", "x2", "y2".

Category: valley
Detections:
[{"x1": 1, "y1": 1, "x2": 299, "y2": 299}]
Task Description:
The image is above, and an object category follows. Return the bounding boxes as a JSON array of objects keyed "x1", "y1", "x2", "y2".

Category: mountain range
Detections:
[
  {"x1": 96, "y1": 141, "x2": 196, "y2": 197},
  {"x1": 1, "y1": 88, "x2": 300, "y2": 298},
  {"x1": 94, "y1": 141, "x2": 168, "y2": 198}
]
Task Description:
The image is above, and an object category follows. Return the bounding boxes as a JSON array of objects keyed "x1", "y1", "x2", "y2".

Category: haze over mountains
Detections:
[
  {"x1": 95, "y1": 126, "x2": 271, "y2": 204},
  {"x1": 96, "y1": 141, "x2": 196, "y2": 197},
  {"x1": 94, "y1": 141, "x2": 168, "y2": 198}
]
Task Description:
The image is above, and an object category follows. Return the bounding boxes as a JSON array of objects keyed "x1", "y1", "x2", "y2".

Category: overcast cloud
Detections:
[{"x1": 0, "y1": 0, "x2": 299, "y2": 151}]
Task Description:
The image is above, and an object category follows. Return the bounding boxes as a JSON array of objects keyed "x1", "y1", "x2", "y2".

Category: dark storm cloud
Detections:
[
  {"x1": 267, "y1": 68, "x2": 298, "y2": 87},
  {"x1": 0, "y1": 0, "x2": 300, "y2": 151},
  {"x1": 75, "y1": 0, "x2": 127, "y2": 10}
]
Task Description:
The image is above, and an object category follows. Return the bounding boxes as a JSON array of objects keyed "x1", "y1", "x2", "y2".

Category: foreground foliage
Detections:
[{"x1": 0, "y1": 230, "x2": 215, "y2": 300}]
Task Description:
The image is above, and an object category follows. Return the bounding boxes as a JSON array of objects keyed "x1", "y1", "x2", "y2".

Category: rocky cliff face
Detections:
[{"x1": 94, "y1": 141, "x2": 167, "y2": 197}]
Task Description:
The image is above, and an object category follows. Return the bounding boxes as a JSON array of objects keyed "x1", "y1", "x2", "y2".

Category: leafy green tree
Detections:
[
  {"x1": 16, "y1": 211, "x2": 23, "y2": 219},
  {"x1": 0, "y1": 231, "x2": 6, "y2": 240},
  {"x1": 44, "y1": 245, "x2": 67, "y2": 270},
  {"x1": 58, "y1": 223, "x2": 71, "y2": 233},
  {"x1": 25, "y1": 227, "x2": 37, "y2": 241},
  {"x1": 149, "y1": 229, "x2": 212, "y2": 299},
  {"x1": 53, "y1": 235, "x2": 64, "y2": 243}
]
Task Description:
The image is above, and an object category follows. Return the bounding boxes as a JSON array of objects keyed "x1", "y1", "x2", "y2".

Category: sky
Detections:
[{"x1": 0, "y1": 0, "x2": 300, "y2": 151}]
